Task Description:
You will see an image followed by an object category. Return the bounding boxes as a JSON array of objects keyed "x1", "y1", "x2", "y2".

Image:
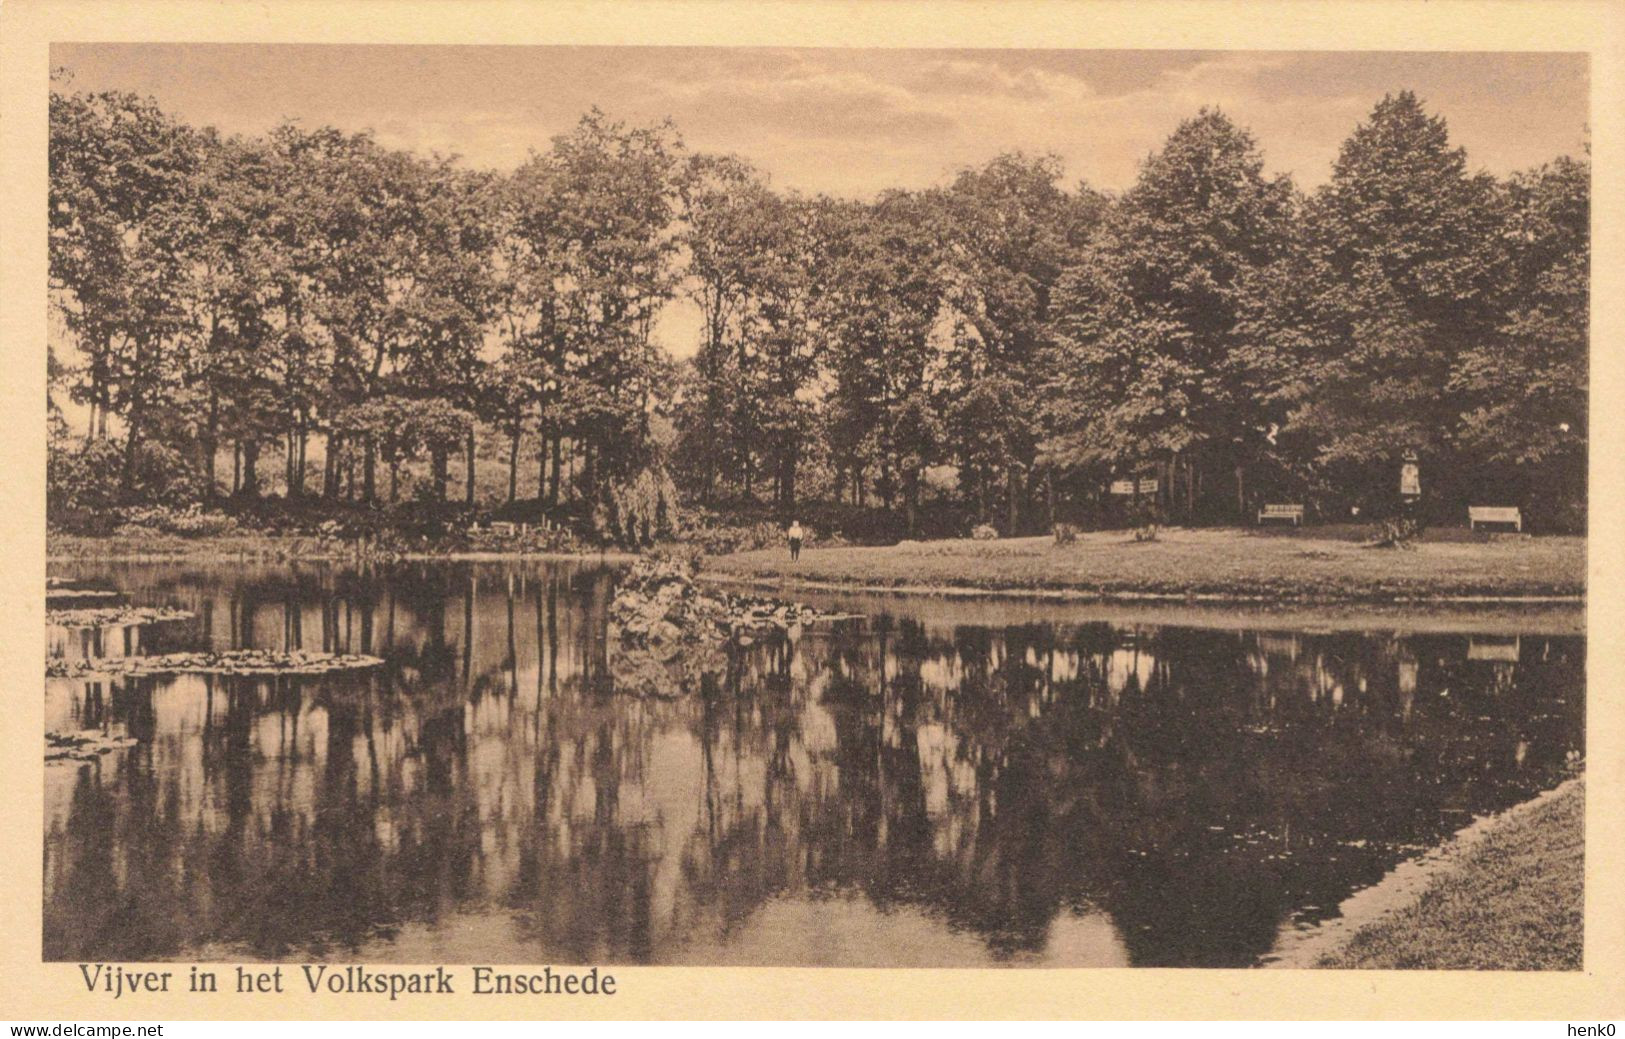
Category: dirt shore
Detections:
[{"x1": 46, "y1": 532, "x2": 637, "y2": 565}]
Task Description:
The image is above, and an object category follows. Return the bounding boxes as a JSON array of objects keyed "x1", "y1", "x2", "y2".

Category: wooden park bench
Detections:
[
  {"x1": 1468, "y1": 506, "x2": 1522, "y2": 532},
  {"x1": 1257, "y1": 503, "x2": 1305, "y2": 527}
]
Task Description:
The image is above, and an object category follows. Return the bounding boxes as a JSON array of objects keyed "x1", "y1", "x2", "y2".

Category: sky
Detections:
[
  {"x1": 48, "y1": 45, "x2": 1588, "y2": 379},
  {"x1": 52, "y1": 45, "x2": 1588, "y2": 197}
]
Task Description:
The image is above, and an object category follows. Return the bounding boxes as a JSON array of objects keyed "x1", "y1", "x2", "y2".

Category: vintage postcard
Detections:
[{"x1": 1, "y1": 0, "x2": 1621, "y2": 1022}]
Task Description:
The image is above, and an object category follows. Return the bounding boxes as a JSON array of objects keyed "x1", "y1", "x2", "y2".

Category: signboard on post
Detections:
[
  {"x1": 1138, "y1": 478, "x2": 1159, "y2": 495},
  {"x1": 1400, "y1": 462, "x2": 1420, "y2": 497},
  {"x1": 1110, "y1": 479, "x2": 1136, "y2": 496},
  {"x1": 1400, "y1": 448, "x2": 1421, "y2": 501}
]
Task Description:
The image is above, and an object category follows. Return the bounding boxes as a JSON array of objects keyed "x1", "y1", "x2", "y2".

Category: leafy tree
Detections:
[
  {"x1": 1042, "y1": 110, "x2": 1297, "y2": 520},
  {"x1": 509, "y1": 110, "x2": 685, "y2": 506},
  {"x1": 45, "y1": 76, "x2": 1588, "y2": 537},
  {"x1": 673, "y1": 154, "x2": 763, "y2": 502},
  {"x1": 935, "y1": 153, "x2": 1102, "y2": 531},
  {"x1": 674, "y1": 155, "x2": 823, "y2": 508},
  {"x1": 1451, "y1": 153, "x2": 1588, "y2": 490},
  {"x1": 50, "y1": 85, "x2": 205, "y2": 491},
  {"x1": 175, "y1": 131, "x2": 308, "y2": 499},
  {"x1": 488, "y1": 171, "x2": 567, "y2": 505},
  {"x1": 288, "y1": 133, "x2": 498, "y2": 502},
  {"x1": 818, "y1": 191, "x2": 948, "y2": 532},
  {"x1": 1283, "y1": 92, "x2": 1507, "y2": 509}
]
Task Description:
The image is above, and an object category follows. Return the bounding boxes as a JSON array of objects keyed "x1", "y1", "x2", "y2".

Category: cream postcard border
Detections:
[{"x1": 1, "y1": 0, "x2": 1620, "y2": 1020}]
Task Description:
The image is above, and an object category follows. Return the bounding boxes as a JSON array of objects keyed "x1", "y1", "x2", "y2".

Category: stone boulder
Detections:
[{"x1": 608, "y1": 553, "x2": 837, "y2": 650}]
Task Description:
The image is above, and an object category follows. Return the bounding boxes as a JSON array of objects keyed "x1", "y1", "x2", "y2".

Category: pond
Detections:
[{"x1": 43, "y1": 560, "x2": 1583, "y2": 968}]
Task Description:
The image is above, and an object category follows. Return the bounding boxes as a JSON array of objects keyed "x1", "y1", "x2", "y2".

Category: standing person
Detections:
[{"x1": 786, "y1": 519, "x2": 804, "y2": 562}]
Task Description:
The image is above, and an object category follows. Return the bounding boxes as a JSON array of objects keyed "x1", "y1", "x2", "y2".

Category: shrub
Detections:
[
  {"x1": 128, "y1": 442, "x2": 204, "y2": 508},
  {"x1": 48, "y1": 438, "x2": 126, "y2": 521},
  {"x1": 971, "y1": 523, "x2": 999, "y2": 541},
  {"x1": 1366, "y1": 514, "x2": 1422, "y2": 550},
  {"x1": 115, "y1": 504, "x2": 239, "y2": 538},
  {"x1": 606, "y1": 466, "x2": 681, "y2": 546},
  {"x1": 1126, "y1": 498, "x2": 1162, "y2": 542},
  {"x1": 680, "y1": 515, "x2": 790, "y2": 556},
  {"x1": 1053, "y1": 522, "x2": 1079, "y2": 545},
  {"x1": 48, "y1": 437, "x2": 206, "y2": 529}
]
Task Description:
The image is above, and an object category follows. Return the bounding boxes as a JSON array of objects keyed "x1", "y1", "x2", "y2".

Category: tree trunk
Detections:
[
  {"x1": 1235, "y1": 462, "x2": 1246, "y2": 520},
  {"x1": 905, "y1": 467, "x2": 919, "y2": 537},
  {"x1": 232, "y1": 442, "x2": 241, "y2": 495},
  {"x1": 538, "y1": 432, "x2": 549, "y2": 504},
  {"x1": 241, "y1": 439, "x2": 260, "y2": 497},
  {"x1": 296, "y1": 427, "x2": 307, "y2": 496},
  {"x1": 582, "y1": 440, "x2": 596, "y2": 503},
  {"x1": 550, "y1": 436, "x2": 562, "y2": 505},
  {"x1": 363, "y1": 438, "x2": 376, "y2": 504},
  {"x1": 324, "y1": 433, "x2": 342, "y2": 499},
  {"x1": 120, "y1": 400, "x2": 143, "y2": 494},
  {"x1": 287, "y1": 428, "x2": 299, "y2": 498},
  {"x1": 1186, "y1": 457, "x2": 1196, "y2": 519},
  {"x1": 785, "y1": 451, "x2": 797, "y2": 510},
  {"x1": 465, "y1": 429, "x2": 477, "y2": 506},
  {"x1": 563, "y1": 440, "x2": 575, "y2": 503},
  {"x1": 508, "y1": 427, "x2": 520, "y2": 504},
  {"x1": 203, "y1": 391, "x2": 219, "y2": 500},
  {"x1": 1006, "y1": 465, "x2": 1020, "y2": 536},
  {"x1": 431, "y1": 446, "x2": 449, "y2": 502},
  {"x1": 96, "y1": 380, "x2": 109, "y2": 439}
]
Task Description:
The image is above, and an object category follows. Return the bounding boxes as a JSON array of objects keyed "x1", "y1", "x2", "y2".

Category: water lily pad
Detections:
[
  {"x1": 47, "y1": 606, "x2": 194, "y2": 628},
  {"x1": 45, "y1": 729, "x2": 140, "y2": 763},
  {"x1": 46, "y1": 649, "x2": 385, "y2": 678}
]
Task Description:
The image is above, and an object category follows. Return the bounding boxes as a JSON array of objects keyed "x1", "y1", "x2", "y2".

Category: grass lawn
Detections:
[
  {"x1": 707, "y1": 526, "x2": 1586, "y2": 601},
  {"x1": 1319, "y1": 780, "x2": 1584, "y2": 970}
]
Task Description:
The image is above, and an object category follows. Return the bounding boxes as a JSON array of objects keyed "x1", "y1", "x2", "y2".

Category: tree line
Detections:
[{"x1": 48, "y1": 74, "x2": 1587, "y2": 538}]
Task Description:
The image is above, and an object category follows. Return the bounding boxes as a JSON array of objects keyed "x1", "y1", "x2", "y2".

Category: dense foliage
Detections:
[{"x1": 48, "y1": 77, "x2": 1588, "y2": 540}]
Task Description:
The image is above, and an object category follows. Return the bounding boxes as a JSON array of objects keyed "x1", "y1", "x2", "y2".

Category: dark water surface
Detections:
[{"x1": 44, "y1": 560, "x2": 1583, "y2": 967}]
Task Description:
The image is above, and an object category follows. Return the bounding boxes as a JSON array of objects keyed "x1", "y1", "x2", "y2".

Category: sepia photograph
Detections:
[{"x1": 28, "y1": 25, "x2": 1600, "y2": 994}]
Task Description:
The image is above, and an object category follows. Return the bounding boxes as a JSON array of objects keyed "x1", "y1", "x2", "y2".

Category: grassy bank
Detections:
[
  {"x1": 1319, "y1": 779, "x2": 1584, "y2": 970},
  {"x1": 50, "y1": 523, "x2": 1589, "y2": 603},
  {"x1": 708, "y1": 526, "x2": 1586, "y2": 602}
]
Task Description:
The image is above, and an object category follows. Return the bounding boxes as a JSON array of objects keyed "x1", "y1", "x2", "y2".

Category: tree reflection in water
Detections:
[{"x1": 43, "y1": 561, "x2": 1582, "y2": 967}]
